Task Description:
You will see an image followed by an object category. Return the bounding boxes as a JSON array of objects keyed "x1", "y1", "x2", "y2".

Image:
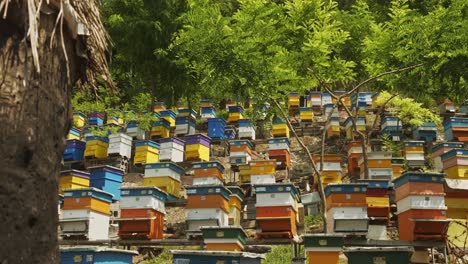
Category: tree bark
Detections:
[{"x1": 0, "y1": 4, "x2": 78, "y2": 263}]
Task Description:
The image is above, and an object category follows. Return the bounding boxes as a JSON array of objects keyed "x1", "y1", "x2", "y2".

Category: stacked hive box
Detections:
[
  {"x1": 159, "y1": 137, "x2": 185, "y2": 162},
  {"x1": 381, "y1": 116, "x2": 402, "y2": 140},
  {"x1": 393, "y1": 172, "x2": 450, "y2": 241},
  {"x1": 73, "y1": 112, "x2": 86, "y2": 128},
  {"x1": 322, "y1": 93, "x2": 332, "y2": 107},
  {"x1": 299, "y1": 107, "x2": 314, "y2": 123},
  {"x1": 118, "y1": 186, "x2": 167, "y2": 240},
  {"x1": 159, "y1": 109, "x2": 176, "y2": 127},
  {"x1": 325, "y1": 183, "x2": 369, "y2": 234},
  {"x1": 254, "y1": 183, "x2": 301, "y2": 239},
  {"x1": 238, "y1": 119, "x2": 256, "y2": 140},
  {"x1": 84, "y1": 136, "x2": 109, "y2": 159},
  {"x1": 106, "y1": 115, "x2": 123, "y2": 126},
  {"x1": 272, "y1": 117, "x2": 290, "y2": 138},
  {"x1": 358, "y1": 152, "x2": 392, "y2": 180},
  {"x1": 227, "y1": 106, "x2": 244, "y2": 123},
  {"x1": 238, "y1": 164, "x2": 251, "y2": 185},
  {"x1": 185, "y1": 185, "x2": 231, "y2": 235},
  {"x1": 344, "y1": 116, "x2": 366, "y2": 140},
  {"x1": 442, "y1": 149, "x2": 468, "y2": 179},
  {"x1": 201, "y1": 226, "x2": 247, "y2": 252},
  {"x1": 413, "y1": 122, "x2": 437, "y2": 142},
  {"x1": 88, "y1": 112, "x2": 104, "y2": 126},
  {"x1": 178, "y1": 108, "x2": 197, "y2": 119},
  {"x1": 175, "y1": 116, "x2": 196, "y2": 136},
  {"x1": 227, "y1": 186, "x2": 245, "y2": 226},
  {"x1": 60, "y1": 247, "x2": 137, "y2": 264},
  {"x1": 351, "y1": 92, "x2": 373, "y2": 115},
  {"x1": 150, "y1": 119, "x2": 171, "y2": 139},
  {"x1": 126, "y1": 121, "x2": 146, "y2": 140},
  {"x1": 143, "y1": 162, "x2": 184, "y2": 199},
  {"x1": 185, "y1": 134, "x2": 211, "y2": 161},
  {"x1": 229, "y1": 140, "x2": 253, "y2": 167},
  {"x1": 68, "y1": 127, "x2": 81, "y2": 140},
  {"x1": 192, "y1": 161, "x2": 225, "y2": 186},
  {"x1": 88, "y1": 165, "x2": 124, "y2": 201},
  {"x1": 108, "y1": 133, "x2": 132, "y2": 158},
  {"x1": 268, "y1": 137, "x2": 291, "y2": 170},
  {"x1": 59, "y1": 170, "x2": 90, "y2": 194},
  {"x1": 288, "y1": 91, "x2": 300, "y2": 114},
  {"x1": 249, "y1": 160, "x2": 277, "y2": 185},
  {"x1": 152, "y1": 102, "x2": 166, "y2": 113},
  {"x1": 303, "y1": 234, "x2": 344, "y2": 264},
  {"x1": 200, "y1": 106, "x2": 216, "y2": 121},
  {"x1": 360, "y1": 179, "x2": 390, "y2": 239},
  {"x1": 403, "y1": 141, "x2": 425, "y2": 168},
  {"x1": 224, "y1": 125, "x2": 237, "y2": 139},
  {"x1": 347, "y1": 141, "x2": 369, "y2": 177},
  {"x1": 133, "y1": 140, "x2": 159, "y2": 165},
  {"x1": 344, "y1": 247, "x2": 414, "y2": 264},
  {"x1": 326, "y1": 116, "x2": 340, "y2": 139},
  {"x1": 309, "y1": 91, "x2": 322, "y2": 112},
  {"x1": 431, "y1": 142, "x2": 464, "y2": 172},
  {"x1": 208, "y1": 118, "x2": 226, "y2": 140},
  {"x1": 60, "y1": 188, "x2": 113, "y2": 240},
  {"x1": 444, "y1": 117, "x2": 468, "y2": 142},
  {"x1": 313, "y1": 154, "x2": 342, "y2": 186},
  {"x1": 63, "y1": 139, "x2": 86, "y2": 161},
  {"x1": 391, "y1": 158, "x2": 405, "y2": 179}
]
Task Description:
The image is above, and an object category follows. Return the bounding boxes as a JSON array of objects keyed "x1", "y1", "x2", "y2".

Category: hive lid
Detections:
[
  {"x1": 60, "y1": 246, "x2": 138, "y2": 255},
  {"x1": 445, "y1": 178, "x2": 468, "y2": 191}
]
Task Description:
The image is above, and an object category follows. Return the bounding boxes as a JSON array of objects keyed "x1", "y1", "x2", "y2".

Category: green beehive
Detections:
[
  {"x1": 344, "y1": 247, "x2": 414, "y2": 264},
  {"x1": 303, "y1": 234, "x2": 344, "y2": 249},
  {"x1": 201, "y1": 226, "x2": 248, "y2": 251}
]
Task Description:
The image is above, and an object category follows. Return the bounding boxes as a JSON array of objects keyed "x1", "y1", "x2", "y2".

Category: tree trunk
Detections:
[{"x1": 0, "y1": 4, "x2": 78, "y2": 263}]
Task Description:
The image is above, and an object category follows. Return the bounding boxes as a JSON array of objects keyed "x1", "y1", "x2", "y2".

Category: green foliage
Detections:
[
  {"x1": 263, "y1": 245, "x2": 292, "y2": 264},
  {"x1": 381, "y1": 134, "x2": 403, "y2": 155},
  {"x1": 142, "y1": 248, "x2": 173, "y2": 264},
  {"x1": 304, "y1": 214, "x2": 323, "y2": 231}
]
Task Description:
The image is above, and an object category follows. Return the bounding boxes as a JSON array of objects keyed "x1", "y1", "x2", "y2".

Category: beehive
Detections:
[
  {"x1": 299, "y1": 107, "x2": 314, "y2": 122},
  {"x1": 171, "y1": 250, "x2": 264, "y2": 264},
  {"x1": 177, "y1": 108, "x2": 197, "y2": 119},
  {"x1": 68, "y1": 127, "x2": 81, "y2": 140},
  {"x1": 227, "y1": 105, "x2": 244, "y2": 123},
  {"x1": 238, "y1": 119, "x2": 256, "y2": 140},
  {"x1": 443, "y1": 117, "x2": 468, "y2": 142},
  {"x1": 59, "y1": 170, "x2": 90, "y2": 194},
  {"x1": 107, "y1": 133, "x2": 132, "y2": 158},
  {"x1": 227, "y1": 186, "x2": 245, "y2": 226},
  {"x1": 344, "y1": 247, "x2": 414, "y2": 264},
  {"x1": 118, "y1": 186, "x2": 167, "y2": 240},
  {"x1": 192, "y1": 161, "x2": 225, "y2": 186},
  {"x1": 88, "y1": 165, "x2": 124, "y2": 201},
  {"x1": 133, "y1": 140, "x2": 160, "y2": 165},
  {"x1": 344, "y1": 116, "x2": 366, "y2": 140},
  {"x1": 431, "y1": 142, "x2": 464, "y2": 172},
  {"x1": 358, "y1": 152, "x2": 392, "y2": 180},
  {"x1": 175, "y1": 116, "x2": 196, "y2": 136},
  {"x1": 381, "y1": 116, "x2": 403, "y2": 140},
  {"x1": 201, "y1": 226, "x2": 247, "y2": 252},
  {"x1": 309, "y1": 92, "x2": 322, "y2": 112},
  {"x1": 63, "y1": 139, "x2": 86, "y2": 161},
  {"x1": 313, "y1": 154, "x2": 342, "y2": 187},
  {"x1": 288, "y1": 91, "x2": 300, "y2": 109},
  {"x1": 238, "y1": 164, "x2": 251, "y2": 184},
  {"x1": 229, "y1": 140, "x2": 253, "y2": 166},
  {"x1": 272, "y1": 117, "x2": 290, "y2": 138},
  {"x1": 159, "y1": 137, "x2": 185, "y2": 162},
  {"x1": 326, "y1": 116, "x2": 340, "y2": 139},
  {"x1": 442, "y1": 149, "x2": 468, "y2": 179},
  {"x1": 159, "y1": 109, "x2": 176, "y2": 127},
  {"x1": 359, "y1": 179, "x2": 390, "y2": 224},
  {"x1": 347, "y1": 141, "x2": 370, "y2": 177},
  {"x1": 208, "y1": 118, "x2": 226, "y2": 140},
  {"x1": 185, "y1": 134, "x2": 211, "y2": 161},
  {"x1": 126, "y1": 121, "x2": 146, "y2": 140},
  {"x1": 444, "y1": 179, "x2": 468, "y2": 246},
  {"x1": 268, "y1": 138, "x2": 291, "y2": 170},
  {"x1": 303, "y1": 234, "x2": 344, "y2": 264},
  {"x1": 152, "y1": 102, "x2": 166, "y2": 113},
  {"x1": 413, "y1": 122, "x2": 437, "y2": 142},
  {"x1": 143, "y1": 162, "x2": 184, "y2": 199},
  {"x1": 249, "y1": 160, "x2": 276, "y2": 185},
  {"x1": 201, "y1": 99, "x2": 212, "y2": 108},
  {"x1": 403, "y1": 141, "x2": 425, "y2": 168},
  {"x1": 72, "y1": 112, "x2": 86, "y2": 128},
  {"x1": 224, "y1": 125, "x2": 237, "y2": 139},
  {"x1": 391, "y1": 158, "x2": 405, "y2": 179},
  {"x1": 200, "y1": 106, "x2": 216, "y2": 121},
  {"x1": 60, "y1": 247, "x2": 137, "y2": 264},
  {"x1": 84, "y1": 136, "x2": 109, "y2": 159},
  {"x1": 88, "y1": 112, "x2": 104, "y2": 126},
  {"x1": 150, "y1": 119, "x2": 171, "y2": 139}
]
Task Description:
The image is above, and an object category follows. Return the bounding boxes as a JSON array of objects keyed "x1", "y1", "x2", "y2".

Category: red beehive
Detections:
[
  {"x1": 397, "y1": 209, "x2": 449, "y2": 241},
  {"x1": 118, "y1": 208, "x2": 165, "y2": 240},
  {"x1": 268, "y1": 149, "x2": 291, "y2": 169}
]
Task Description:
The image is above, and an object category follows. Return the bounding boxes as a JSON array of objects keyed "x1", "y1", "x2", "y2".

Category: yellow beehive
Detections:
[
  {"x1": 444, "y1": 165, "x2": 468, "y2": 179},
  {"x1": 150, "y1": 126, "x2": 170, "y2": 138},
  {"x1": 162, "y1": 116, "x2": 176, "y2": 127},
  {"x1": 300, "y1": 111, "x2": 314, "y2": 122},
  {"x1": 404, "y1": 146, "x2": 424, "y2": 154},
  {"x1": 134, "y1": 142, "x2": 160, "y2": 165},
  {"x1": 229, "y1": 195, "x2": 242, "y2": 211},
  {"x1": 185, "y1": 144, "x2": 210, "y2": 161},
  {"x1": 68, "y1": 132, "x2": 80, "y2": 140},
  {"x1": 72, "y1": 113, "x2": 86, "y2": 128},
  {"x1": 84, "y1": 138, "x2": 108, "y2": 159},
  {"x1": 106, "y1": 117, "x2": 123, "y2": 125},
  {"x1": 366, "y1": 197, "x2": 390, "y2": 208},
  {"x1": 143, "y1": 176, "x2": 181, "y2": 198},
  {"x1": 272, "y1": 123, "x2": 290, "y2": 138},
  {"x1": 288, "y1": 93, "x2": 300, "y2": 107},
  {"x1": 250, "y1": 160, "x2": 276, "y2": 175},
  {"x1": 227, "y1": 112, "x2": 244, "y2": 123},
  {"x1": 58, "y1": 170, "x2": 90, "y2": 194}
]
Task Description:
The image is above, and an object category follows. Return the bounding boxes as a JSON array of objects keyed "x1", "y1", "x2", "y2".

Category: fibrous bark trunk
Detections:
[{"x1": 0, "y1": 3, "x2": 78, "y2": 263}]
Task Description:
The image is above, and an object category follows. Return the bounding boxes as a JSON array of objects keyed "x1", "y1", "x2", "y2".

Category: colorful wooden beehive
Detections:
[
  {"x1": 63, "y1": 139, "x2": 86, "y2": 161},
  {"x1": 201, "y1": 226, "x2": 247, "y2": 252},
  {"x1": 207, "y1": 118, "x2": 226, "y2": 140},
  {"x1": 358, "y1": 152, "x2": 393, "y2": 180},
  {"x1": 344, "y1": 116, "x2": 366, "y2": 140},
  {"x1": 391, "y1": 158, "x2": 405, "y2": 179},
  {"x1": 118, "y1": 186, "x2": 167, "y2": 240},
  {"x1": 381, "y1": 116, "x2": 403, "y2": 140},
  {"x1": 272, "y1": 117, "x2": 290, "y2": 138},
  {"x1": 238, "y1": 119, "x2": 256, "y2": 140},
  {"x1": 444, "y1": 117, "x2": 468, "y2": 142},
  {"x1": 200, "y1": 106, "x2": 216, "y2": 122},
  {"x1": 309, "y1": 91, "x2": 322, "y2": 112},
  {"x1": 88, "y1": 112, "x2": 104, "y2": 126},
  {"x1": 346, "y1": 141, "x2": 370, "y2": 177},
  {"x1": 60, "y1": 247, "x2": 137, "y2": 264},
  {"x1": 344, "y1": 247, "x2": 414, "y2": 264},
  {"x1": 393, "y1": 172, "x2": 450, "y2": 241},
  {"x1": 150, "y1": 119, "x2": 171, "y2": 139},
  {"x1": 126, "y1": 121, "x2": 146, "y2": 140},
  {"x1": 73, "y1": 112, "x2": 86, "y2": 128},
  {"x1": 359, "y1": 179, "x2": 390, "y2": 234},
  {"x1": 254, "y1": 183, "x2": 301, "y2": 239},
  {"x1": 185, "y1": 134, "x2": 211, "y2": 161},
  {"x1": 59, "y1": 170, "x2": 90, "y2": 194},
  {"x1": 324, "y1": 103, "x2": 339, "y2": 118},
  {"x1": 192, "y1": 161, "x2": 225, "y2": 186},
  {"x1": 326, "y1": 116, "x2": 340, "y2": 139},
  {"x1": 159, "y1": 137, "x2": 185, "y2": 162},
  {"x1": 313, "y1": 154, "x2": 342, "y2": 186},
  {"x1": 227, "y1": 105, "x2": 244, "y2": 123},
  {"x1": 152, "y1": 102, "x2": 166, "y2": 113},
  {"x1": 299, "y1": 107, "x2": 314, "y2": 123},
  {"x1": 227, "y1": 186, "x2": 245, "y2": 226},
  {"x1": 229, "y1": 140, "x2": 253, "y2": 166},
  {"x1": 68, "y1": 127, "x2": 81, "y2": 140},
  {"x1": 88, "y1": 165, "x2": 124, "y2": 201},
  {"x1": 185, "y1": 185, "x2": 231, "y2": 234},
  {"x1": 178, "y1": 108, "x2": 197, "y2": 119},
  {"x1": 303, "y1": 234, "x2": 344, "y2": 264},
  {"x1": 268, "y1": 146, "x2": 291, "y2": 170},
  {"x1": 84, "y1": 136, "x2": 109, "y2": 159},
  {"x1": 238, "y1": 164, "x2": 251, "y2": 184},
  {"x1": 224, "y1": 125, "x2": 237, "y2": 139},
  {"x1": 171, "y1": 250, "x2": 264, "y2": 264},
  {"x1": 159, "y1": 109, "x2": 177, "y2": 127},
  {"x1": 403, "y1": 141, "x2": 425, "y2": 168},
  {"x1": 133, "y1": 140, "x2": 159, "y2": 165},
  {"x1": 107, "y1": 133, "x2": 132, "y2": 158},
  {"x1": 442, "y1": 148, "x2": 468, "y2": 179},
  {"x1": 106, "y1": 114, "x2": 124, "y2": 126},
  {"x1": 60, "y1": 188, "x2": 113, "y2": 240},
  {"x1": 431, "y1": 142, "x2": 464, "y2": 172},
  {"x1": 288, "y1": 91, "x2": 300, "y2": 114},
  {"x1": 444, "y1": 178, "x2": 468, "y2": 247},
  {"x1": 324, "y1": 183, "x2": 369, "y2": 233},
  {"x1": 143, "y1": 162, "x2": 184, "y2": 199},
  {"x1": 249, "y1": 160, "x2": 277, "y2": 185},
  {"x1": 413, "y1": 122, "x2": 437, "y2": 142},
  {"x1": 175, "y1": 116, "x2": 196, "y2": 136},
  {"x1": 322, "y1": 93, "x2": 332, "y2": 106},
  {"x1": 351, "y1": 92, "x2": 373, "y2": 114}
]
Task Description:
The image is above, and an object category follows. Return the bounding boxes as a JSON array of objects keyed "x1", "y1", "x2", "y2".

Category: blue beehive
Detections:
[
  {"x1": 171, "y1": 250, "x2": 264, "y2": 264},
  {"x1": 443, "y1": 117, "x2": 468, "y2": 141},
  {"x1": 88, "y1": 165, "x2": 124, "y2": 201},
  {"x1": 178, "y1": 108, "x2": 197, "y2": 119},
  {"x1": 207, "y1": 118, "x2": 226, "y2": 139},
  {"x1": 61, "y1": 247, "x2": 137, "y2": 264},
  {"x1": 201, "y1": 106, "x2": 216, "y2": 116},
  {"x1": 392, "y1": 172, "x2": 445, "y2": 189},
  {"x1": 63, "y1": 139, "x2": 86, "y2": 161},
  {"x1": 224, "y1": 125, "x2": 237, "y2": 139},
  {"x1": 88, "y1": 112, "x2": 105, "y2": 126},
  {"x1": 413, "y1": 122, "x2": 437, "y2": 142}
]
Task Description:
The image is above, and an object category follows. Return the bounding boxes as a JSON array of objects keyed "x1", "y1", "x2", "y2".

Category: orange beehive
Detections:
[
  {"x1": 230, "y1": 145, "x2": 253, "y2": 156},
  {"x1": 395, "y1": 182, "x2": 445, "y2": 201},
  {"x1": 186, "y1": 194, "x2": 230, "y2": 213},
  {"x1": 268, "y1": 149, "x2": 291, "y2": 169},
  {"x1": 118, "y1": 209, "x2": 165, "y2": 239},
  {"x1": 397, "y1": 209, "x2": 450, "y2": 241},
  {"x1": 325, "y1": 193, "x2": 367, "y2": 210},
  {"x1": 62, "y1": 196, "x2": 111, "y2": 215}
]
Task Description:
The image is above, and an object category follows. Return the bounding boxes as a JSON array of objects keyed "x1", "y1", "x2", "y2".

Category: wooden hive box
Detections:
[
  {"x1": 443, "y1": 117, "x2": 468, "y2": 141},
  {"x1": 238, "y1": 119, "x2": 256, "y2": 140},
  {"x1": 344, "y1": 247, "x2": 413, "y2": 264},
  {"x1": 159, "y1": 109, "x2": 176, "y2": 127},
  {"x1": 133, "y1": 140, "x2": 160, "y2": 165},
  {"x1": 63, "y1": 139, "x2": 86, "y2": 161},
  {"x1": 325, "y1": 183, "x2": 368, "y2": 210},
  {"x1": 143, "y1": 176, "x2": 181, "y2": 200},
  {"x1": 185, "y1": 134, "x2": 211, "y2": 161},
  {"x1": 359, "y1": 179, "x2": 390, "y2": 221},
  {"x1": 186, "y1": 208, "x2": 230, "y2": 232},
  {"x1": 159, "y1": 137, "x2": 185, "y2": 162},
  {"x1": 238, "y1": 164, "x2": 251, "y2": 184},
  {"x1": 175, "y1": 116, "x2": 196, "y2": 136},
  {"x1": 207, "y1": 118, "x2": 226, "y2": 140},
  {"x1": 393, "y1": 172, "x2": 445, "y2": 201},
  {"x1": 126, "y1": 121, "x2": 146, "y2": 141},
  {"x1": 299, "y1": 107, "x2": 314, "y2": 122},
  {"x1": 397, "y1": 210, "x2": 450, "y2": 241},
  {"x1": 60, "y1": 247, "x2": 137, "y2": 264},
  {"x1": 358, "y1": 152, "x2": 392, "y2": 170},
  {"x1": 84, "y1": 136, "x2": 109, "y2": 159},
  {"x1": 249, "y1": 160, "x2": 276, "y2": 175},
  {"x1": 87, "y1": 165, "x2": 124, "y2": 201},
  {"x1": 144, "y1": 162, "x2": 184, "y2": 181},
  {"x1": 200, "y1": 106, "x2": 216, "y2": 121},
  {"x1": 108, "y1": 133, "x2": 132, "y2": 158},
  {"x1": 62, "y1": 188, "x2": 113, "y2": 215},
  {"x1": 201, "y1": 226, "x2": 247, "y2": 252},
  {"x1": 192, "y1": 161, "x2": 225, "y2": 186},
  {"x1": 268, "y1": 149, "x2": 291, "y2": 170},
  {"x1": 413, "y1": 122, "x2": 437, "y2": 142},
  {"x1": 59, "y1": 170, "x2": 90, "y2": 195},
  {"x1": 177, "y1": 108, "x2": 197, "y2": 119},
  {"x1": 88, "y1": 112, "x2": 105, "y2": 126},
  {"x1": 442, "y1": 149, "x2": 468, "y2": 178},
  {"x1": 344, "y1": 116, "x2": 366, "y2": 140},
  {"x1": 229, "y1": 140, "x2": 253, "y2": 156},
  {"x1": 72, "y1": 112, "x2": 86, "y2": 128},
  {"x1": 268, "y1": 137, "x2": 290, "y2": 151},
  {"x1": 150, "y1": 119, "x2": 171, "y2": 139},
  {"x1": 118, "y1": 208, "x2": 165, "y2": 240},
  {"x1": 228, "y1": 194, "x2": 243, "y2": 226},
  {"x1": 303, "y1": 234, "x2": 344, "y2": 264},
  {"x1": 68, "y1": 127, "x2": 81, "y2": 140},
  {"x1": 391, "y1": 158, "x2": 405, "y2": 179},
  {"x1": 186, "y1": 185, "x2": 231, "y2": 213},
  {"x1": 227, "y1": 105, "x2": 244, "y2": 123},
  {"x1": 326, "y1": 206, "x2": 369, "y2": 233}
]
